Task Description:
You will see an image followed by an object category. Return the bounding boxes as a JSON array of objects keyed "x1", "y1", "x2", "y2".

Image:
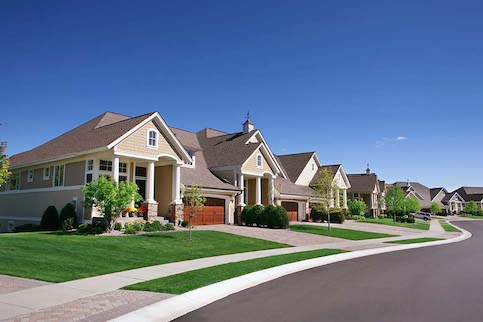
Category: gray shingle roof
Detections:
[
  {"x1": 453, "y1": 187, "x2": 483, "y2": 202},
  {"x1": 394, "y1": 181, "x2": 432, "y2": 208},
  {"x1": 309, "y1": 165, "x2": 340, "y2": 186},
  {"x1": 10, "y1": 112, "x2": 153, "y2": 168},
  {"x1": 276, "y1": 152, "x2": 315, "y2": 182},
  {"x1": 348, "y1": 173, "x2": 379, "y2": 192},
  {"x1": 171, "y1": 127, "x2": 202, "y2": 151},
  {"x1": 275, "y1": 176, "x2": 315, "y2": 197},
  {"x1": 430, "y1": 188, "x2": 445, "y2": 201}
]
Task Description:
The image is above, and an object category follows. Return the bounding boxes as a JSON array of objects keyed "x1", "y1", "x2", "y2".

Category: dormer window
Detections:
[
  {"x1": 256, "y1": 154, "x2": 263, "y2": 168},
  {"x1": 148, "y1": 129, "x2": 158, "y2": 148}
]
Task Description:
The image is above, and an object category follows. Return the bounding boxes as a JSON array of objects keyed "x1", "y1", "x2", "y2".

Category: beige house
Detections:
[{"x1": 347, "y1": 167, "x2": 383, "y2": 217}]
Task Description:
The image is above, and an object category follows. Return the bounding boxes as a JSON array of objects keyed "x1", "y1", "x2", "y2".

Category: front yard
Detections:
[
  {"x1": 290, "y1": 224, "x2": 396, "y2": 240},
  {"x1": 362, "y1": 218, "x2": 430, "y2": 230},
  {"x1": 386, "y1": 237, "x2": 443, "y2": 244},
  {"x1": 0, "y1": 231, "x2": 289, "y2": 283}
]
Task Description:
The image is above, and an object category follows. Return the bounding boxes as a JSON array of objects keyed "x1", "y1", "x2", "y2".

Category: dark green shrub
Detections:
[
  {"x1": 132, "y1": 221, "x2": 145, "y2": 231},
  {"x1": 144, "y1": 221, "x2": 162, "y2": 232},
  {"x1": 114, "y1": 222, "x2": 123, "y2": 231},
  {"x1": 240, "y1": 205, "x2": 255, "y2": 226},
  {"x1": 124, "y1": 226, "x2": 137, "y2": 234},
  {"x1": 164, "y1": 223, "x2": 175, "y2": 231},
  {"x1": 252, "y1": 205, "x2": 266, "y2": 227},
  {"x1": 267, "y1": 206, "x2": 289, "y2": 229},
  {"x1": 77, "y1": 223, "x2": 91, "y2": 234},
  {"x1": 261, "y1": 205, "x2": 276, "y2": 227},
  {"x1": 59, "y1": 203, "x2": 78, "y2": 229},
  {"x1": 310, "y1": 208, "x2": 324, "y2": 222},
  {"x1": 407, "y1": 216, "x2": 415, "y2": 223},
  {"x1": 181, "y1": 220, "x2": 189, "y2": 227},
  {"x1": 40, "y1": 206, "x2": 59, "y2": 231},
  {"x1": 61, "y1": 217, "x2": 76, "y2": 231},
  {"x1": 14, "y1": 224, "x2": 42, "y2": 232},
  {"x1": 328, "y1": 209, "x2": 345, "y2": 224}
]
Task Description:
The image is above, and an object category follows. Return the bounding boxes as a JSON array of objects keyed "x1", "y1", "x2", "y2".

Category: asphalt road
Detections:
[{"x1": 176, "y1": 220, "x2": 483, "y2": 322}]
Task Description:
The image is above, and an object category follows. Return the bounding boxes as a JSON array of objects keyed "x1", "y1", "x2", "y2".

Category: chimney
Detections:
[
  {"x1": 366, "y1": 164, "x2": 371, "y2": 175},
  {"x1": 243, "y1": 112, "x2": 254, "y2": 134}
]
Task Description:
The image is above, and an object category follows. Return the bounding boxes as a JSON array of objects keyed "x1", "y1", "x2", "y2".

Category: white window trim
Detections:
[
  {"x1": 146, "y1": 128, "x2": 159, "y2": 149},
  {"x1": 27, "y1": 170, "x2": 34, "y2": 183},
  {"x1": 53, "y1": 164, "x2": 65, "y2": 187},
  {"x1": 99, "y1": 160, "x2": 113, "y2": 172},
  {"x1": 43, "y1": 167, "x2": 50, "y2": 180},
  {"x1": 256, "y1": 154, "x2": 263, "y2": 169},
  {"x1": 87, "y1": 159, "x2": 94, "y2": 171}
]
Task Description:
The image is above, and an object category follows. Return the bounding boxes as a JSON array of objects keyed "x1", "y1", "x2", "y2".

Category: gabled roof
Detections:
[
  {"x1": 348, "y1": 173, "x2": 379, "y2": 193},
  {"x1": 453, "y1": 187, "x2": 483, "y2": 202},
  {"x1": 275, "y1": 176, "x2": 315, "y2": 197},
  {"x1": 171, "y1": 127, "x2": 202, "y2": 151},
  {"x1": 442, "y1": 191, "x2": 465, "y2": 203},
  {"x1": 430, "y1": 187, "x2": 446, "y2": 201},
  {"x1": 394, "y1": 181, "x2": 432, "y2": 208},
  {"x1": 309, "y1": 165, "x2": 341, "y2": 186},
  {"x1": 277, "y1": 152, "x2": 316, "y2": 182},
  {"x1": 379, "y1": 180, "x2": 386, "y2": 193},
  {"x1": 10, "y1": 112, "x2": 153, "y2": 168}
]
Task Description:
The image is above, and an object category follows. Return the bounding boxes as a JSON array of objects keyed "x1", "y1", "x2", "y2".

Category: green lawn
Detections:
[
  {"x1": 125, "y1": 249, "x2": 346, "y2": 294},
  {"x1": 461, "y1": 215, "x2": 483, "y2": 219},
  {"x1": 0, "y1": 231, "x2": 289, "y2": 282},
  {"x1": 362, "y1": 218, "x2": 430, "y2": 230},
  {"x1": 386, "y1": 237, "x2": 443, "y2": 244},
  {"x1": 440, "y1": 222, "x2": 461, "y2": 232},
  {"x1": 290, "y1": 224, "x2": 396, "y2": 240}
]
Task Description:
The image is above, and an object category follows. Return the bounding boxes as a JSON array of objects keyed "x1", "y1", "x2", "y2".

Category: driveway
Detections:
[
  {"x1": 196, "y1": 225, "x2": 345, "y2": 246},
  {"x1": 178, "y1": 220, "x2": 482, "y2": 322}
]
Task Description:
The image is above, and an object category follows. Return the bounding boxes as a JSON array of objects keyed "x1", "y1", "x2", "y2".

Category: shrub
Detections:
[
  {"x1": 40, "y1": 206, "x2": 59, "y2": 231},
  {"x1": 13, "y1": 224, "x2": 42, "y2": 232},
  {"x1": 310, "y1": 208, "x2": 324, "y2": 222},
  {"x1": 181, "y1": 220, "x2": 189, "y2": 227},
  {"x1": 252, "y1": 205, "x2": 266, "y2": 227},
  {"x1": 59, "y1": 203, "x2": 78, "y2": 229},
  {"x1": 465, "y1": 201, "x2": 478, "y2": 215},
  {"x1": 240, "y1": 205, "x2": 255, "y2": 226},
  {"x1": 164, "y1": 223, "x2": 175, "y2": 231},
  {"x1": 266, "y1": 206, "x2": 289, "y2": 229},
  {"x1": 351, "y1": 215, "x2": 366, "y2": 221},
  {"x1": 61, "y1": 217, "x2": 76, "y2": 231},
  {"x1": 348, "y1": 199, "x2": 367, "y2": 217},
  {"x1": 77, "y1": 223, "x2": 91, "y2": 234},
  {"x1": 261, "y1": 205, "x2": 276, "y2": 227},
  {"x1": 407, "y1": 216, "x2": 415, "y2": 223},
  {"x1": 133, "y1": 221, "x2": 145, "y2": 231},
  {"x1": 124, "y1": 226, "x2": 137, "y2": 234},
  {"x1": 114, "y1": 222, "x2": 123, "y2": 231},
  {"x1": 143, "y1": 221, "x2": 162, "y2": 232},
  {"x1": 328, "y1": 209, "x2": 345, "y2": 224}
]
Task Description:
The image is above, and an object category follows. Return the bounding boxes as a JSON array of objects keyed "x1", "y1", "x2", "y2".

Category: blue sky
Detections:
[{"x1": 1, "y1": 0, "x2": 483, "y2": 191}]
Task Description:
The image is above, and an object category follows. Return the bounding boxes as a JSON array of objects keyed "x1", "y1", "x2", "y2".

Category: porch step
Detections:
[{"x1": 155, "y1": 216, "x2": 169, "y2": 225}]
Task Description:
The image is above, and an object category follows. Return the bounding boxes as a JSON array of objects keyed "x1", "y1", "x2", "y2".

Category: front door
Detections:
[{"x1": 136, "y1": 179, "x2": 146, "y2": 201}]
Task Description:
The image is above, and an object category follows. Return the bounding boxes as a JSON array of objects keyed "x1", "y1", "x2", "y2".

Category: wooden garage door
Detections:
[
  {"x1": 183, "y1": 197, "x2": 225, "y2": 225},
  {"x1": 281, "y1": 202, "x2": 298, "y2": 221}
]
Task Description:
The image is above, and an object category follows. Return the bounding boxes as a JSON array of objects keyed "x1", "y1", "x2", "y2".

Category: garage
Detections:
[
  {"x1": 183, "y1": 197, "x2": 225, "y2": 225},
  {"x1": 281, "y1": 201, "x2": 298, "y2": 221}
]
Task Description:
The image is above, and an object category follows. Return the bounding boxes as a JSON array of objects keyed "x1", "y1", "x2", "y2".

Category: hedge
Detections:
[
  {"x1": 240, "y1": 205, "x2": 289, "y2": 229},
  {"x1": 310, "y1": 208, "x2": 345, "y2": 224},
  {"x1": 40, "y1": 206, "x2": 59, "y2": 231}
]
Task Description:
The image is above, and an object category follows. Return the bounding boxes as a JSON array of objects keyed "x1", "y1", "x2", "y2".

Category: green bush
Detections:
[
  {"x1": 114, "y1": 222, "x2": 123, "y2": 231},
  {"x1": 143, "y1": 221, "x2": 162, "y2": 232},
  {"x1": 124, "y1": 226, "x2": 137, "y2": 234},
  {"x1": 77, "y1": 222, "x2": 106, "y2": 235},
  {"x1": 465, "y1": 201, "x2": 479, "y2": 215},
  {"x1": 240, "y1": 205, "x2": 255, "y2": 226},
  {"x1": 40, "y1": 206, "x2": 59, "y2": 231},
  {"x1": 310, "y1": 208, "x2": 324, "y2": 222},
  {"x1": 351, "y1": 215, "x2": 366, "y2": 221},
  {"x1": 13, "y1": 224, "x2": 42, "y2": 232},
  {"x1": 407, "y1": 216, "x2": 415, "y2": 223},
  {"x1": 77, "y1": 223, "x2": 91, "y2": 234},
  {"x1": 59, "y1": 203, "x2": 78, "y2": 229},
  {"x1": 252, "y1": 205, "x2": 266, "y2": 227},
  {"x1": 261, "y1": 205, "x2": 276, "y2": 227},
  {"x1": 181, "y1": 220, "x2": 189, "y2": 227},
  {"x1": 348, "y1": 199, "x2": 367, "y2": 217},
  {"x1": 164, "y1": 223, "x2": 175, "y2": 231},
  {"x1": 327, "y1": 209, "x2": 345, "y2": 224},
  {"x1": 266, "y1": 206, "x2": 289, "y2": 229}
]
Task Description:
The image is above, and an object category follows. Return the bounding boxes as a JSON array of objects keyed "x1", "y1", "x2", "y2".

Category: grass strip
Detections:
[
  {"x1": 440, "y1": 222, "x2": 461, "y2": 233},
  {"x1": 290, "y1": 224, "x2": 396, "y2": 240},
  {"x1": 125, "y1": 248, "x2": 346, "y2": 294},
  {"x1": 362, "y1": 218, "x2": 430, "y2": 230},
  {"x1": 386, "y1": 237, "x2": 443, "y2": 244}
]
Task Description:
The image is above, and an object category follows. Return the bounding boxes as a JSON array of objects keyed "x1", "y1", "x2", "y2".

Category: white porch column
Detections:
[
  {"x1": 336, "y1": 189, "x2": 340, "y2": 208},
  {"x1": 172, "y1": 163, "x2": 182, "y2": 204},
  {"x1": 238, "y1": 173, "x2": 245, "y2": 206},
  {"x1": 113, "y1": 156, "x2": 120, "y2": 183},
  {"x1": 255, "y1": 177, "x2": 262, "y2": 205},
  {"x1": 270, "y1": 176, "x2": 275, "y2": 205},
  {"x1": 343, "y1": 189, "x2": 348, "y2": 209},
  {"x1": 146, "y1": 161, "x2": 155, "y2": 202},
  {"x1": 132, "y1": 161, "x2": 136, "y2": 182}
]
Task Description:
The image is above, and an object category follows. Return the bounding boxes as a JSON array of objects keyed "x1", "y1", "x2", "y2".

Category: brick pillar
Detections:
[
  {"x1": 142, "y1": 201, "x2": 158, "y2": 222},
  {"x1": 170, "y1": 203, "x2": 184, "y2": 226}
]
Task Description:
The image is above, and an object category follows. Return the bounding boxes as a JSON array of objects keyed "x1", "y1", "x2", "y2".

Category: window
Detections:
[
  {"x1": 43, "y1": 167, "x2": 50, "y2": 180},
  {"x1": 86, "y1": 173, "x2": 93, "y2": 183},
  {"x1": 8, "y1": 173, "x2": 20, "y2": 190},
  {"x1": 119, "y1": 175, "x2": 128, "y2": 182},
  {"x1": 54, "y1": 165, "x2": 65, "y2": 187},
  {"x1": 27, "y1": 170, "x2": 34, "y2": 183},
  {"x1": 135, "y1": 166, "x2": 147, "y2": 177},
  {"x1": 312, "y1": 163, "x2": 315, "y2": 171},
  {"x1": 148, "y1": 130, "x2": 158, "y2": 147},
  {"x1": 99, "y1": 160, "x2": 112, "y2": 171},
  {"x1": 256, "y1": 154, "x2": 263, "y2": 168},
  {"x1": 87, "y1": 160, "x2": 94, "y2": 171},
  {"x1": 119, "y1": 162, "x2": 127, "y2": 173}
]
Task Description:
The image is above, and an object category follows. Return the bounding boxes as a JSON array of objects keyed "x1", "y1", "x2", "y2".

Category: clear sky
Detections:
[{"x1": 2, "y1": 1, "x2": 483, "y2": 191}]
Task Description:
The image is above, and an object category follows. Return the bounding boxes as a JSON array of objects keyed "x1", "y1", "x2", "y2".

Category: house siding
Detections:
[
  {"x1": 20, "y1": 167, "x2": 53, "y2": 190},
  {"x1": 116, "y1": 121, "x2": 180, "y2": 160},
  {"x1": 242, "y1": 148, "x2": 274, "y2": 175},
  {"x1": 65, "y1": 161, "x2": 86, "y2": 186},
  {"x1": 295, "y1": 155, "x2": 318, "y2": 186}
]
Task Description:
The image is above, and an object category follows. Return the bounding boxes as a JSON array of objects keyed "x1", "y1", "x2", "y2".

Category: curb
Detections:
[{"x1": 111, "y1": 222, "x2": 471, "y2": 322}]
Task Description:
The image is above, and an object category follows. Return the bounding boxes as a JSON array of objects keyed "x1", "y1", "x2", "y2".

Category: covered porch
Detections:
[{"x1": 238, "y1": 172, "x2": 275, "y2": 207}]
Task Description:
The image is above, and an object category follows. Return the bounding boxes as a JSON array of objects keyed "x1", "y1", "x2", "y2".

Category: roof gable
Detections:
[{"x1": 277, "y1": 152, "x2": 317, "y2": 182}]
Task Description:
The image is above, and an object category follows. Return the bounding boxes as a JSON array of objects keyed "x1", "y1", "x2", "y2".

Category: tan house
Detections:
[{"x1": 347, "y1": 167, "x2": 383, "y2": 217}]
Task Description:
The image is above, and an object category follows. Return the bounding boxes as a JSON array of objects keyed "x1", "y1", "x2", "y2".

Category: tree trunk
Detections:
[{"x1": 188, "y1": 214, "x2": 192, "y2": 241}]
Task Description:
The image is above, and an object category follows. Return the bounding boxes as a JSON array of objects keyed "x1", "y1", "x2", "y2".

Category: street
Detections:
[{"x1": 177, "y1": 220, "x2": 483, "y2": 322}]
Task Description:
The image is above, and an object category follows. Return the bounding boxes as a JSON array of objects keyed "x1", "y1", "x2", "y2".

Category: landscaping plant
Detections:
[
  {"x1": 0, "y1": 142, "x2": 10, "y2": 188},
  {"x1": 240, "y1": 205, "x2": 254, "y2": 226},
  {"x1": 313, "y1": 168, "x2": 338, "y2": 231},
  {"x1": 59, "y1": 203, "x2": 78, "y2": 230},
  {"x1": 348, "y1": 199, "x2": 367, "y2": 217},
  {"x1": 252, "y1": 205, "x2": 266, "y2": 227},
  {"x1": 183, "y1": 184, "x2": 206, "y2": 241},
  {"x1": 82, "y1": 176, "x2": 142, "y2": 232},
  {"x1": 385, "y1": 186, "x2": 406, "y2": 222},
  {"x1": 431, "y1": 202, "x2": 442, "y2": 215},
  {"x1": 465, "y1": 201, "x2": 478, "y2": 215},
  {"x1": 40, "y1": 205, "x2": 59, "y2": 231}
]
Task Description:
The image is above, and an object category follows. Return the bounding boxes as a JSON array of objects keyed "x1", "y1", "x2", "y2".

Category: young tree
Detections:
[
  {"x1": 465, "y1": 201, "x2": 478, "y2": 214},
  {"x1": 183, "y1": 184, "x2": 206, "y2": 241},
  {"x1": 82, "y1": 176, "x2": 141, "y2": 232},
  {"x1": 405, "y1": 195, "x2": 421, "y2": 214},
  {"x1": 385, "y1": 186, "x2": 406, "y2": 222},
  {"x1": 0, "y1": 142, "x2": 11, "y2": 188},
  {"x1": 348, "y1": 199, "x2": 367, "y2": 217},
  {"x1": 431, "y1": 202, "x2": 442, "y2": 215},
  {"x1": 313, "y1": 168, "x2": 337, "y2": 231}
]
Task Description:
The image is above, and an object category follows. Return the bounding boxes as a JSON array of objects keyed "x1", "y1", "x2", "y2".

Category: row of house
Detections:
[{"x1": 0, "y1": 112, "x2": 480, "y2": 231}]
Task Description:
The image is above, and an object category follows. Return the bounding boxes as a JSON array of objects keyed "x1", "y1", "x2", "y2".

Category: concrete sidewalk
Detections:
[{"x1": 0, "y1": 220, "x2": 457, "y2": 321}]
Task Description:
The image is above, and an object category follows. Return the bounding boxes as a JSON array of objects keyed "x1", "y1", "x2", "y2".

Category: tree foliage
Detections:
[
  {"x1": 431, "y1": 202, "x2": 442, "y2": 215},
  {"x1": 385, "y1": 186, "x2": 406, "y2": 217},
  {"x1": 348, "y1": 199, "x2": 367, "y2": 217},
  {"x1": 82, "y1": 176, "x2": 142, "y2": 232},
  {"x1": 183, "y1": 184, "x2": 206, "y2": 241},
  {"x1": 313, "y1": 168, "x2": 338, "y2": 230},
  {"x1": 0, "y1": 142, "x2": 11, "y2": 188},
  {"x1": 405, "y1": 195, "x2": 421, "y2": 214},
  {"x1": 465, "y1": 201, "x2": 478, "y2": 214}
]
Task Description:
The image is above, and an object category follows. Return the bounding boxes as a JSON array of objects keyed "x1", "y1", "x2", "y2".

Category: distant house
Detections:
[
  {"x1": 347, "y1": 167, "x2": 383, "y2": 217},
  {"x1": 393, "y1": 181, "x2": 449, "y2": 213},
  {"x1": 442, "y1": 187, "x2": 483, "y2": 214}
]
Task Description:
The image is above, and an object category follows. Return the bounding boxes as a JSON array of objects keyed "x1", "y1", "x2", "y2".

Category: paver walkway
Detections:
[{"x1": 0, "y1": 275, "x2": 50, "y2": 295}]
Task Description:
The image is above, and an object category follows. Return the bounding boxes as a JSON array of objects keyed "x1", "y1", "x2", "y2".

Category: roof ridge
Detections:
[
  {"x1": 94, "y1": 112, "x2": 153, "y2": 130},
  {"x1": 277, "y1": 151, "x2": 315, "y2": 157}
]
